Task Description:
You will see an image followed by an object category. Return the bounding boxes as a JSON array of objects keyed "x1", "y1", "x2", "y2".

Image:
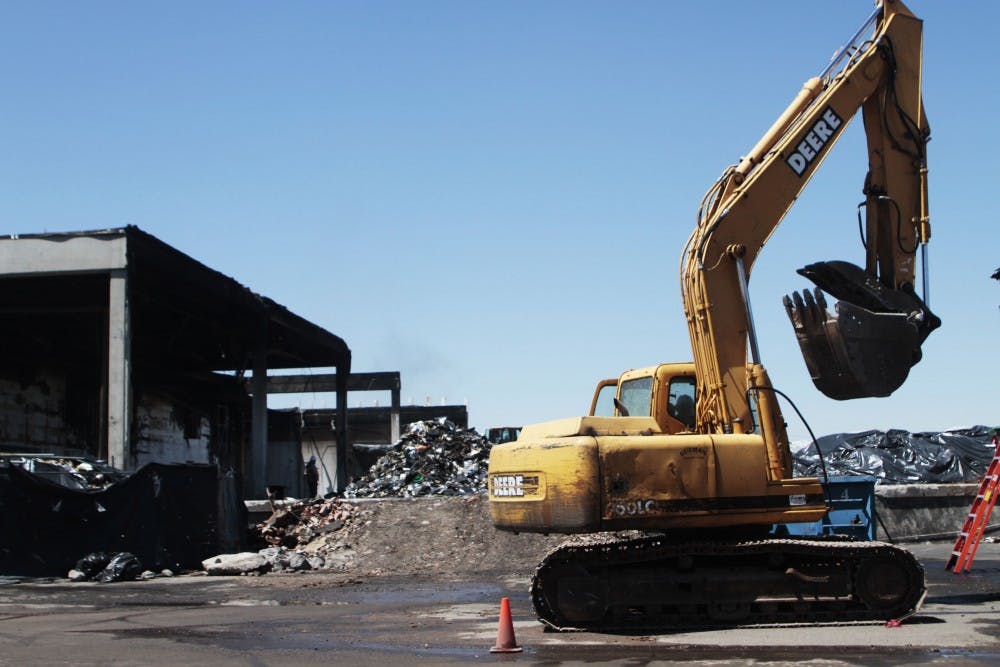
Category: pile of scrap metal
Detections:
[{"x1": 343, "y1": 418, "x2": 491, "y2": 498}]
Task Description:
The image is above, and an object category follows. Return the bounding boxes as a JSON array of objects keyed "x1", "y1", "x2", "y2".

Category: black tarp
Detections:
[
  {"x1": 0, "y1": 462, "x2": 221, "y2": 576},
  {"x1": 793, "y1": 425, "x2": 999, "y2": 484}
]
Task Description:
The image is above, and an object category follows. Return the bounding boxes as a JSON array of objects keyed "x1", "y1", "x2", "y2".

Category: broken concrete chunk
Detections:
[
  {"x1": 287, "y1": 552, "x2": 309, "y2": 571},
  {"x1": 202, "y1": 552, "x2": 271, "y2": 575},
  {"x1": 256, "y1": 546, "x2": 312, "y2": 572}
]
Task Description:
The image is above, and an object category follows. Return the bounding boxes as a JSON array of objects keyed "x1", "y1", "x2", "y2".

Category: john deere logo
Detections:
[
  {"x1": 490, "y1": 474, "x2": 541, "y2": 497},
  {"x1": 786, "y1": 107, "x2": 843, "y2": 176}
]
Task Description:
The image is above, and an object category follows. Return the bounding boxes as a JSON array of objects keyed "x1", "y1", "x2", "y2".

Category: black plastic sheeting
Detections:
[
  {"x1": 793, "y1": 425, "x2": 999, "y2": 484},
  {"x1": 0, "y1": 462, "x2": 221, "y2": 576}
]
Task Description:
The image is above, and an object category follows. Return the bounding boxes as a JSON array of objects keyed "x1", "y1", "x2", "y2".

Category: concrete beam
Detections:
[
  {"x1": 265, "y1": 372, "x2": 399, "y2": 469},
  {"x1": 0, "y1": 236, "x2": 127, "y2": 277},
  {"x1": 265, "y1": 372, "x2": 400, "y2": 394}
]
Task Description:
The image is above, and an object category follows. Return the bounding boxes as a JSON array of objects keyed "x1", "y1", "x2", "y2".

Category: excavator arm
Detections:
[{"x1": 682, "y1": 0, "x2": 939, "y2": 442}]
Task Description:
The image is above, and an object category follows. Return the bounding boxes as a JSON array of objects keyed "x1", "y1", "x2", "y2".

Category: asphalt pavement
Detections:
[{"x1": 0, "y1": 540, "x2": 997, "y2": 666}]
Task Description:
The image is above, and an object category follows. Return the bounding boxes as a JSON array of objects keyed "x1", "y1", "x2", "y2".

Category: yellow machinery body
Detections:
[
  {"x1": 489, "y1": 418, "x2": 826, "y2": 534},
  {"x1": 492, "y1": 362, "x2": 826, "y2": 534}
]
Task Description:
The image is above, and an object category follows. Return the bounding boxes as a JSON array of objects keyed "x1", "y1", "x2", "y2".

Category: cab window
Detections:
[
  {"x1": 667, "y1": 376, "x2": 696, "y2": 429},
  {"x1": 591, "y1": 383, "x2": 617, "y2": 417},
  {"x1": 747, "y1": 391, "x2": 759, "y2": 433},
  {"x1": 618, "y1": 376, "x2": 653, "y2": 417}
]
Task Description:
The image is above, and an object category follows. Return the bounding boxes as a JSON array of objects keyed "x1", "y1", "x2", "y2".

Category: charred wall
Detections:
[
  {"x1": 0, "y1": 275, "x2": 107, "y2": 456},
  {"x1": 130, "y1": 371, "x2": 251, "y2": 472},
  {"x1": 0, "y1": 370, "x2": 93, "y2": 455}
]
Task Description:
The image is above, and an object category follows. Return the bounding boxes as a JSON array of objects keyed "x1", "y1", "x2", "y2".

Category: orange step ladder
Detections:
[{"x1": 946, "y1": 434, "x2": 1000, "y2": 573}]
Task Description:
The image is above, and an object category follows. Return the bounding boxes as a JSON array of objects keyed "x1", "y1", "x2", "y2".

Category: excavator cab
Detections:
[
  {"x1": 785, "y1": 260, "x2": 940, "y2": 400},
  {"x1": 588, "y1": 364, "x2": 698, "y2": 434}
]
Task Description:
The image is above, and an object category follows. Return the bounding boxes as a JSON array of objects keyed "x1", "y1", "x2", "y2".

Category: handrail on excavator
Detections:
[{"x1": 820, "y1": 3, "x2": 883, "y2": 81}]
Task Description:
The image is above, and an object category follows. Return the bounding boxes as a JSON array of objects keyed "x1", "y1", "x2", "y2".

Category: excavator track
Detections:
[{"x1": 531, "y1": 533, "x2": 925, "y2": 630}]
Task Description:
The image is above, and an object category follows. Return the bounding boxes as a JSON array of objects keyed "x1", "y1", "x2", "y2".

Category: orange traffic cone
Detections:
[{"x1": 490, "y1": 597, "x2": 523, "y2": 653}]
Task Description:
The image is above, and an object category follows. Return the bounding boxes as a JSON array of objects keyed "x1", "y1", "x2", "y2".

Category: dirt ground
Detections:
[{"x1": 264, "y1": 495, "x2": 564, "y2": 580}]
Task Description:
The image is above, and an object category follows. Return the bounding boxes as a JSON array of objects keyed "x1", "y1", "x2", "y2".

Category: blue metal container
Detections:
[{"x1": 775, "y1": 475, "x2": 876, "y2": 541}]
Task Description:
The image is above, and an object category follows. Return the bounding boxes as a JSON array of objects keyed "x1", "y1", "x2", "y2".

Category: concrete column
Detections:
[
  {"x1": 335, "y1": 370, "x2": 349, "y2": 491},
  {"x1": 390, "y1": 380, "x2": 401, "y2": 444},
  {"x1": 250, "y1": 322, "x2": 268, "y2": 498},
  {"x1": 106, "y1": 269, "x2": 131, "y2": 470}
]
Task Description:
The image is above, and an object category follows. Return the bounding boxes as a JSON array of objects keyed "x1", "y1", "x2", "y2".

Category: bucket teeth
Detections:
[
  {"x1": 784, "y1": 286, "x2": 920, "y2": 400},
  {"x1": 784, "y1": 288, "x2": 828, "y2": 331}
]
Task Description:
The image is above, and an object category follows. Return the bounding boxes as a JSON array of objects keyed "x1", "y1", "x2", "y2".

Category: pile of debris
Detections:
[
  {"x1": 257, "y1": 496, "x2": 358, "y2": 550},
  {"x1": 2, "y1": 455, "x2": 127, "y2": 491},
  {"x1": 208, "y1": 496, "x2": 365, "y2": 575},
  {"x1": 343, "y1": 419, "x2": 492, "y2": 498},
  {"x1": 205, "y1": 420, "x2": 497, "y2": 577}
]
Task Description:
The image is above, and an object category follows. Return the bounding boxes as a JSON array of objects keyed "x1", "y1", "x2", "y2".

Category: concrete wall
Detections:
[{"x1": 875, "y1": 483, "x2": 998, "y2": 542}]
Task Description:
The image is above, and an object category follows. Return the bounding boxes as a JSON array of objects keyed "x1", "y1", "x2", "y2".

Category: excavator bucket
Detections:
[{"x1": 784, "y1": 261, "x2": 940, "y2": 400}]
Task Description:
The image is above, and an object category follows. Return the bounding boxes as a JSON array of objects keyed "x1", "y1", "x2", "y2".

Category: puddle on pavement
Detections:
[
  {"x1": 418, "y1": 602, "x2": 496, "y2": 622},
  {"x1": 320, "y1": 581, "x2": 502, "y2": 606}
]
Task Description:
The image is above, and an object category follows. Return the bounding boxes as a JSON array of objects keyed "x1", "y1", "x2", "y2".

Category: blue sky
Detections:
[{"x1": 1, "y1": 1, "x2": 996, "y2": 439}]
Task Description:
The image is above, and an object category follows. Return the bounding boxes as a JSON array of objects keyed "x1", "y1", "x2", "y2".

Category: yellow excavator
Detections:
[{"x1": 488, "y1": 0, "x2": 938, "y2": 628}]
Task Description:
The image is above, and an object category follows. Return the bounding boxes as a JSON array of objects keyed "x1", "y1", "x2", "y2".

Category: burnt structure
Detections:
[{"x1": 0, "y1": 227, "x2": 350, "y2": 497}]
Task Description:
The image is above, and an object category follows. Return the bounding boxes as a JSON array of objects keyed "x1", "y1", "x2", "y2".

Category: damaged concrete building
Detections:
[{"x1": 0, "y1": 226, "x2": 350, "y2": 498}]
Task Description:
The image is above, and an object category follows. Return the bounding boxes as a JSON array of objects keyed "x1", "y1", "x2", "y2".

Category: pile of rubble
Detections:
[
  {"x1": 343, "y1": 419, "x2": 492, "y2": 498},
  {"x1": 202, "y1": 420, "x2": 497, "y2": 577},
  {"x1": 204, "y1": 496, "x2": 365, "y2": 575},
  {"x1": 257, "y1": 496, "x2": 358, "y2": 551}
]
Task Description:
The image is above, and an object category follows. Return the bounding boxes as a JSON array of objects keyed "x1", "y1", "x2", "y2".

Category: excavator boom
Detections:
[{"x1": 685, "y1": 0, "x2": 937, "y2": 426}]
